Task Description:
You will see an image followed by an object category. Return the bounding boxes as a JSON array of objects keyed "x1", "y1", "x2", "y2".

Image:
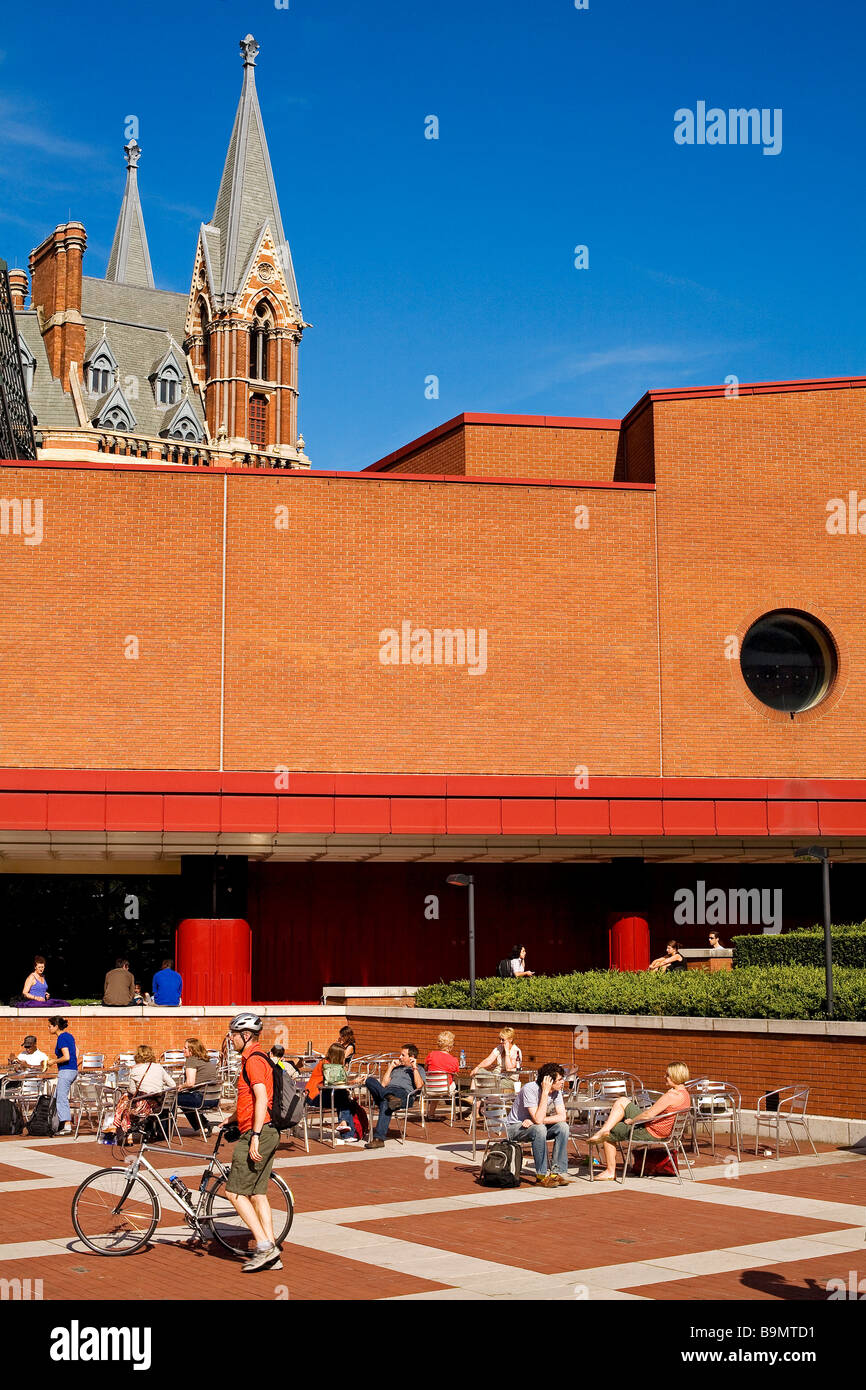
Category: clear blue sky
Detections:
[{"x1": 1, "y1": 0, "x2": 863, "y2": 470}]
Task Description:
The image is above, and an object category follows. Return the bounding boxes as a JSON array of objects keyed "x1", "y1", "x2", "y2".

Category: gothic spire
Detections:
[
  {"x1": 105, "y1": 140, "x2": 155, "y2": 288},
  {"x1": 207, "y1": 35, "x2": 301, "y2": 313}
]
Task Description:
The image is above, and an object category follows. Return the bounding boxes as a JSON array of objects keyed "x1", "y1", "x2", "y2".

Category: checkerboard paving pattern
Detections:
[{"x1": 1, "y1": 1117, "x2": 863, "y2": 1301}]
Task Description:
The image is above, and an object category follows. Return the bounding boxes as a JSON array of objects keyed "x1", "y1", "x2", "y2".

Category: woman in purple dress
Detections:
[{"x1": 20, "y1": 956, "x2": 68, "y2": 1008}]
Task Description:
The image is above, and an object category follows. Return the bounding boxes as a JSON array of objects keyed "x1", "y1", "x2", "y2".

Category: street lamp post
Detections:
[
  {"x1": 446, "y1": 873, "x2": 476, "y2": 1006},
  {"x1": 793, "y1": 846, "x2": 833, "y2": 1018}
]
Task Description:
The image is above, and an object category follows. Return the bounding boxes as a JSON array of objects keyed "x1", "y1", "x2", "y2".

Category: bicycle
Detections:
[{"x1": 71, "y1": 1125, "x2": 294, "y2": 1257}]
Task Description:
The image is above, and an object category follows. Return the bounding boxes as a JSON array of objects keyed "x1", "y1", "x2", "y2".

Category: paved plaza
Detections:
[{"x1": 1, "y1": 1120, "x2": 863, "y2": 1302}]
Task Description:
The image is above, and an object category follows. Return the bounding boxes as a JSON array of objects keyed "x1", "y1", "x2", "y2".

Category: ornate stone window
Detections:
[
  {"x1": 92, "y1": 383, "x2": 136, "y2": 432},
  {"x1": 85, "y1": 338, "x2": 118, "y2": 396},
  {"x1": 164, "y1": 398, "x2": 204, "y2": 444},
  {"x1": 248, "y1": 393, "x2": 268, "y2": 446},
  {"x1": 249, "y1": 301, "x2": 273, "y2": 381}
]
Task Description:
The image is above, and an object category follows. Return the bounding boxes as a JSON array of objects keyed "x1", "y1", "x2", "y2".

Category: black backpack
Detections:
[
  {"x1": 497, "y1": 958, "x2": 514, "y2": 979},
  {"x1": 27, "y1": 1096, "x2": 60, "y2": 1137},
  {"x1": 480, "y1": 1139, "x2": 523, "y2": 1187},
  {"x1": 0, "y1": 1098, "x2": 24, "y2": 1135},
  {"x1": 242, "y1": 1051, "x2": 306, "y2": 1132}
]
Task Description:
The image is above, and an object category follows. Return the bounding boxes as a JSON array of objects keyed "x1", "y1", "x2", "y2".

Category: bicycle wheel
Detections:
[
  {"x1": 202, "y1": 1173, "x2": 294, "y2": 1255},
  {"x1": 72, "y1": 1168, "x2": 159, "y2": 1255}
]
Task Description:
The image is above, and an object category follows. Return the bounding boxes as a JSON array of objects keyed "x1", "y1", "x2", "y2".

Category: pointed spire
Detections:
[
  {"x1": 208, "y1": 35, "x2": 301, "y2": 312},
  {"x1": 106, "y1": 140, "x2": 155, "y2": 288}
]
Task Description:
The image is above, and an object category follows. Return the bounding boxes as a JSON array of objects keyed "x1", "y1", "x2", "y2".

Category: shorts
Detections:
[
  {"x1": 606, "y1": 1101, "x2": 667, "y2": 1144},
  {"x1": 226, "y1": 1122, "x2": 280, "y2": 1197}
]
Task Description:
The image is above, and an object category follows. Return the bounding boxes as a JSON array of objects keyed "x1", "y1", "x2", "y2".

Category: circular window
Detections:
[{"x1": 740, "y1": 610, "x2": 837, "y2": 713}]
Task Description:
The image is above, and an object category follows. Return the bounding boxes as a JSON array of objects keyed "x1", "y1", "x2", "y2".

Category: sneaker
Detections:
[
  {"x1": 58, "y1": 1124, "x2": 73, "y2": 1135},
  {"x1": 535, "y1": 1173, "x2": 556, "y2": 1187},
  {"x1": 549, "y1": 1173, "x2": 571, "y2": 1186},
  {"x1": 241, "y1": 1244, "x2": 282, "y2": 1273}
]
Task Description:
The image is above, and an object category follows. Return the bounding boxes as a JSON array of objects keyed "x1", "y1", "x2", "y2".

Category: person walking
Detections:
[
  {"x1": 48, "y1": 1016, "x2": 78, "y2": 1135},
  {"x1": 221, "y1": 1013, "x2": 282, "y2": 1273}
]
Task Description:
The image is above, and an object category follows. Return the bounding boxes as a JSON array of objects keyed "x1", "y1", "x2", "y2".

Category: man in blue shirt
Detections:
[
  {"x1": 358, "y1": 1044, "x2": 425, "y2": 1148},
  {"x1": 152, "y1": 959, "x2": 183, "y2": 1006}
]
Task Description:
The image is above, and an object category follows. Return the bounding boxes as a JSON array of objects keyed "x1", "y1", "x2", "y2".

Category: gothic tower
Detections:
[{"x1": 185, "y1": 34, "x2": 307, "y2": 462}]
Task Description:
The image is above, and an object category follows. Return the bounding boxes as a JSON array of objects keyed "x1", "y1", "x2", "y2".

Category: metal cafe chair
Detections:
[
  {"x1": 179, "y1": 1077, "x2": 223, "y2": 1139},
  {"x1": 423, "y1": 1070, "x2": 458, "y2": 1127},
  {"x1": 149, "y1": 1089, "x2": 181, "y2": 1147},
  {"x1": 754, "y1": 1084, "x2": 818, "y2": 1159},
  {"x1": 688, "y1": 1079, "x2": 742, "y2": 1161},
  {"x1": 618, "y1": 1109, "x2": 695, "y2": 1186},
  {"x1": 79, "y1": 1053, "x2": 106, "y2": 1074},
  {"x1": 71, "y1": 1075, "x2": 105, "y2": 1137}
]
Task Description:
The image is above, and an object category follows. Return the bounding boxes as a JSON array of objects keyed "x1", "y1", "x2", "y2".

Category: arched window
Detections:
[
  {"x1": 198, "y1": 299, "x2": 210, "y2": 381},
  {"x1": 248, "y1": 393, "x2": 268, "y2": 447},
  {"x1": 88, "y1": 354, "x2": 114, "y2": 395},
  {"x1": 249, "y1": 301, "x2": 273, "y2": 381}
]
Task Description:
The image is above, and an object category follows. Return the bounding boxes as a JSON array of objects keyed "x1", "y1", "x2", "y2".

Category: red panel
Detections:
[
  {"x1": 278, "y1": 797, "x2": 335, "y2": 834},
  {"x1": 275, "y1": 772, "x2": 335, "y2": 794},
  {"x1": 714, "y1": 801, "x2": 769, "y2": 835},
  {"x1": 555, "y1": 799, "x2": 610, "y2": 834},
  {"x1": 47, "y1": 793, "x2": 106, "y2": 830},
  {"x1": 0, "y1": 770, "x2": 106, "y2": 791},
  {"x1": 609, "y1": 800, "x2": 664, "y2": 835},
  {"x1": 105, "y1": 771, "x2": 221, "y2": 793},
  {"x1": 609, "y1": 913, "x2": 650, "y2": 971},
  {"x1": 446, "y1": 799, "x2": 501, "y2": 834},
  {"x1": 105, "y1": 795, "x2": 163, "y2": 831},
  {"x1": 220, "y1": 796, "x2": 278, "y2": 833},
  {"x1": 660, "y1": 778, "x2": 768, "y2": 800},
  {"x1": 818, "y1": 802, "x2": 866, "y2": 834},
  {"x1": 554, "y1": 776, "x2": 664, "y2": 798},
  {"x1": 390, "y1": 798, "x2": 448, "y2": 834},
  {"x1": 0, "y1": 792, "x2": 47, "y2": 829},
  {"x1": 662, "y1": 801, "x2": 716, "y2": 835},
  {"x1": 334, "y1": 798, "x2": 390, "y2": 834},
  {"x1": 767, "y1": 801, "x2": 820, "y2": 835},
  {"x1": 163, "y1": 795, "x2": 221, "y2": 832},
  {"x1": 221, "y1": 773, "x2": 283, "y2": 794},
  {"x1": 447, "y1": 776, "x2": 556, "y2": 797},
  {"x1": 176, "y1": 918, "x2": 251, "y2": 1006},
  {"x1": 501, "y1": 799, "x2": 557, "y2": 834},
  {"x1": 771, "y1": 779, "x2": 866, "y2": 801},
  {"x1": 335, "y1": 774, "x2": 447, "y2": 796}
]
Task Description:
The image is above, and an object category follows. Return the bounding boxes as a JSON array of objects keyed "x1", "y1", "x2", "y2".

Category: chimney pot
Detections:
[{"x1": 7, "y1": 268, "x2": 28, "y2": 310}]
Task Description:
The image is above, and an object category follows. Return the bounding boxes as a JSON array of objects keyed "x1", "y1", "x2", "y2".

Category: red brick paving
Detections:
[
  {"x1": 0, "y1": 1241, "x2": 448, "y2": 1301},
  {"x1": 720, "y1": 1158, "x2": 866, "y2": 1208},
  {"x1": 622, "y1": 1250, "x2": 866, "y2": 1300},
  {"x1": 274, "y1": 1155, "x2": 499, "y2": 1211},
  {"x1": 0, "y1": 1161, "x2": 50, "y2": 1182},
  {"x1": 350, "y1": 1190, "x2": 858, "y2": 1274}
]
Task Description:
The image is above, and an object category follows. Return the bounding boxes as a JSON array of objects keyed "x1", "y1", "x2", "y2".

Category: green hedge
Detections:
[
  {"x1": 415, "y1": 966, "x2": 866, "y2": 1021},
  {"x1": 733, "y1": 924, "x2": 866, "y2": 968}
]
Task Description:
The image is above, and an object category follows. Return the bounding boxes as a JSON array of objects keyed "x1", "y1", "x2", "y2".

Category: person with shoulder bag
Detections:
[{"x1": 221, "y1": 1014, "x2": 283, "y2": 1273}]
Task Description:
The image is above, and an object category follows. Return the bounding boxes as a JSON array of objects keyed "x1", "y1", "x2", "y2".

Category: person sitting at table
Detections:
[
  {"x1": 358, "y1": 1045, "x2": 426, "y2": 1149},
  {"x1": 425, "y1": 1030, "x2": 460, "y2": 1119},
  {"x1": 305, "y1": 1045, "x2": 358, "y2": 1143},
  {"x1": 126, "y1": 1044, "x2": 177, "y2": 1096},
  {"x1": 506, "y1": 1062, "x2": 570, "y2": 1186},
  {"x1": 471, "y1": 1026, "x2": 523, "y2": 1088},
  {"x1": 177, "y1": 1037, "x2": 220, "y2": 1137},
  {"x1": 336, "y1": 1026, "x2": 356, "y2": 1068},
  {"x1": 587, "y1": 1062, "x2": 692, "y2": 1180},
  {"x1": 269, "y1": 1044, "x2": 301, "y2": 1078},
  {"x1": 647, "y1": 940, "x2": 685, "y2": 973},
  {"x1": 14, "y1": 1035, "x2": 49, "y2": 1073}
]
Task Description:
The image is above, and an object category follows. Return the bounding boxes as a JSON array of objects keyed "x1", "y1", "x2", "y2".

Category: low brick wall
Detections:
[{"x1": 2, "y1": 1004, "x2": 862, "y2": 1124}]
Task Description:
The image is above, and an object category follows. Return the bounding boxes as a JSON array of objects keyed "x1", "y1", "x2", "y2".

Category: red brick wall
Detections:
[
  {"x1": 464, "y1": 424, "x2": 621, "y2": 481},
  {"x1": 4, "y1": 1009, "x2": 860, "y2": 1118},
  {"x1": 654, "y1": 388, "x2": 866, "y2": 777},
  {"x1": 376, "y1": 429, "x2": 466, "y2": 475}
]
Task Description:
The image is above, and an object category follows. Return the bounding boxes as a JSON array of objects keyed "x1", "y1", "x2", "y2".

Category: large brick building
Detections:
[
  {"x1": 9, "y1": 35, "x2": 310, "y2": 470},
  {"x1": 1, "y1": 364, "x2": 865, "y2": 997}
]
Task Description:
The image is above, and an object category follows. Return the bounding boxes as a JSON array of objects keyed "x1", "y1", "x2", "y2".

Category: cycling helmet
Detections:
[{"x1": 229, "y1": 1012, "x2": 263, "y2": 1034}]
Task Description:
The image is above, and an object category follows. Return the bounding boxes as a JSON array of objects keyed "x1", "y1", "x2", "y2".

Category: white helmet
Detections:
[{"x1": 229, "y1": 1012, "x2": 263, "y2": 1034}]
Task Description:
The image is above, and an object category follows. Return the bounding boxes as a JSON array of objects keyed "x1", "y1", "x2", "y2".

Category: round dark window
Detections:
[{"x1": 740, "y1": 610, "x2": 837, "y2": 713}]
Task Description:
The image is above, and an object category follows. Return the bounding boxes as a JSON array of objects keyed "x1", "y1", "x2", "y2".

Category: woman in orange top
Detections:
[{"x1": 588, "y1": 1063, "x2": 692, "y2": 1181}]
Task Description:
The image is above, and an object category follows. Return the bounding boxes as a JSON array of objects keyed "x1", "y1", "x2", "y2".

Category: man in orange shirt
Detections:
[{"x1": 222, "y1": 1013, "x2": 282, "y2": 1273}]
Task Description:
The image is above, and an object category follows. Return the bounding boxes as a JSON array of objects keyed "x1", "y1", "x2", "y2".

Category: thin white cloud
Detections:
[{"x1": 0, "y1": 100, "x2": 100, "y2": 162}]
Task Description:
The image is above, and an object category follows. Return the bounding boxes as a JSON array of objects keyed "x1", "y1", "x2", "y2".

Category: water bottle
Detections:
[
  {"x1": 198, "y1": 1171, "x2": 211, "y2": 1193},
  {"x1": 459, "y1": 1049, "x2": 466, "y2": 1069},
  {"x1": 168, "y1": 1175, "x2": 191, "y2": 1204}
]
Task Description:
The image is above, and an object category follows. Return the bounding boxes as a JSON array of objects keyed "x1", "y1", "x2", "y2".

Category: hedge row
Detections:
[
  {"x1": 414, "y1": 966, "x2": 866, "y2": 1020},
  {"x1": 733, "y1": 924, "x2": 866, "y2": 968}
]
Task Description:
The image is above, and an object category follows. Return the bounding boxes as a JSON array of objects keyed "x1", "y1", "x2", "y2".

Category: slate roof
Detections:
[
  {"x1": 207, "y1": 41, "x2": 301, "y2": 313},
  {"x1": 17, "y1": 278, "x2": 207, "y2": 440}
]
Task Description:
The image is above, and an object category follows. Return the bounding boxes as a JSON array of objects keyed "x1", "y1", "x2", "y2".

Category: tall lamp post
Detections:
[
  {"x1": 446, "y1": 873, "x2": 476, "y2": 1006},
  {"x1": 793, "y1": 846, "x2": 833, "y2": 1018}
]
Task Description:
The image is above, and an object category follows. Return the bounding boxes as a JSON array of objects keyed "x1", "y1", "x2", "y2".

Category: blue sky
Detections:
[{"x1": 1, "y1": 0, "x2": 863, "y2": 470}]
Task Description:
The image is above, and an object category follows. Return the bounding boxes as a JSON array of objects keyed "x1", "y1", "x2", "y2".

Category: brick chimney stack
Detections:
[
  {"x1": 28, "y1": 221, "x2": 87, "y2": 389},
  {"x1": 7, "y1": 268, "x2": 28, "y2": 310}
]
